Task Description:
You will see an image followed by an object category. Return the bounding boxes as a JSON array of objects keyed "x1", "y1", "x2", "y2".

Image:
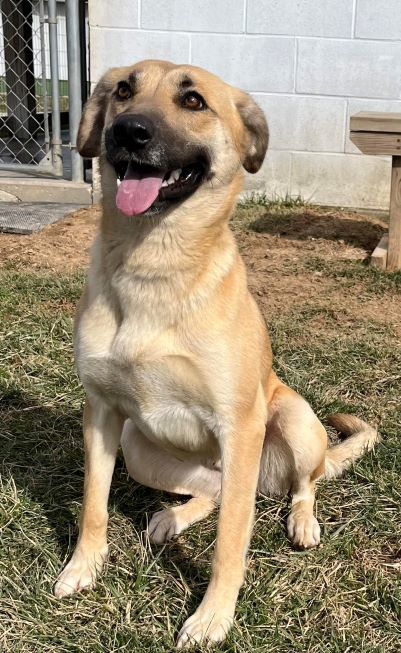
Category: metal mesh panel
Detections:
[
  {"x1": 0, "y1": 0, "x2": 66, "y2": 168},
  {"x1": 0, "y1": 201, "x2": 82, "y2": 233}
]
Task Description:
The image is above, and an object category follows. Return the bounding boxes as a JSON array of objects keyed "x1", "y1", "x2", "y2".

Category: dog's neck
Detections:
[
  {"x1": 88, "y1": 166, "x2": 245, "y2": 331},
  {"x1": 98, "y1": 169, "x2": 243, "y2": 285}
]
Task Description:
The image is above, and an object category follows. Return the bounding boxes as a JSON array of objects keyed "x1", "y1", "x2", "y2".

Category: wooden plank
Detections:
[
  {"x1": 371, "y1": 235, "x2": 388, "y2": 270},
  {"x1": 350, "y1": 111, "x2": 401, "y2": 134},
  {"x1": 350, "y1": 131, "x2": 401, "y2": 156},
  {"x1": 387, "y1": 156, "x2": 401, "y2": 271}
]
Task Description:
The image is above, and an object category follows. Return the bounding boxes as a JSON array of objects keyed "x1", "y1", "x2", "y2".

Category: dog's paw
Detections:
[
  {"x1": 148, "y1": 506, "x2": 190, "y2": 544},
  {"x1": 176, "y1": 606, "x2": 234, "y2": 648},
  {"x1": 54, "y1": 546, "x2": 107, "y2": 598},
  {"x1": 287, "y1": 512, "x2": 320, "y2": 549}
]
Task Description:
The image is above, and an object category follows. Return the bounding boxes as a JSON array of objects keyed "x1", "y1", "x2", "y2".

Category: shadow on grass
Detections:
[
  {"x1": 249, "y1": 210, "x2": 386, "y2": 252},
  {"x1": 0, "y1": 384, "x2": 208, "y2": 598}
]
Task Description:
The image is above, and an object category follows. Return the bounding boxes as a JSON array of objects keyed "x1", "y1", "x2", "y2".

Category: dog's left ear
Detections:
[
  {"x1": 77, "y1": 68, "x2": 118, "y2": 158},
  {"x1": 234, "y1": 90, "x2": 269, "y2": 173}
]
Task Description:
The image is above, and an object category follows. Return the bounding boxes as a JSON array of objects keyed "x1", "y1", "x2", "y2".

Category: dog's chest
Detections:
[{"x1": 76, "y1": 307, "x2": 220, "y2": 455}]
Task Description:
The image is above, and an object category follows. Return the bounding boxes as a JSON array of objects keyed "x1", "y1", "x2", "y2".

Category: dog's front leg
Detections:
[
  {"x1": 177, "y1": 407, "x2": 265, "y2": 648},
  {"x1": 54, "y1": 398, "x2": 123, "y2": 598}
]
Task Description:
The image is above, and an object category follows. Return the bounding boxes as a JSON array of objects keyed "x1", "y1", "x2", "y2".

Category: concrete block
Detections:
[
  {"x1": 89, "y1": 0, "x2": 139, "y2": 29},
  {"x1": 355, "y1": 0, "x2": 401, "y2": 41},
  {"x1": 291, "y1": 152, "x2": 391, "y2": 209},
  {"x1": 244, "y1": 150, "x2": 291, "y2": 198},
  {"x1": 247, "y1": 0, "x2": 352, "y2": 37},
  {"x1": 0, "y1": 178, "x2": 92, "y2": 204},
  {"x1": 90, "y1": 29, "x2": 190, "y2": 78},
  {"x1": 253, "y1": 94, "x2": 345, "y2": 152},
  {"x1": 0, "y1": 189, "x2": 19, "y2": 202},
  {"x1": 141, "y1": 0, "x2": 244, "y2": 33},
  {"x1": 191, "y1": 35, "x2": 295, "y2": 92},
  {"x1": 346, "y1": 99, "x2": 401, "y2": 153},
  {"x1": 297, "y1": 38, "x2": 401, "y2": 99}
]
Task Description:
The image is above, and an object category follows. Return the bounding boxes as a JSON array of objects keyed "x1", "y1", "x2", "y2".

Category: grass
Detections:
[
  {"x1": 302, "y1": 255, "x2": 401, "y2": 294},
  {"x1": 239, "y1": 192, "x2": 308, "y2": 209},
  {"x1": 1, "y1": 210, "x2": 401, "y2": 652}
]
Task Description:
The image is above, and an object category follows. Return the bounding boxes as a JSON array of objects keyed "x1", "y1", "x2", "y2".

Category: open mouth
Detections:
[{"x1": 114, "y1": 159, "x2": 206, "y2": 217}]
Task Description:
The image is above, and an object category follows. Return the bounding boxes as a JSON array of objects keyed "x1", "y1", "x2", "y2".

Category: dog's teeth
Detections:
[
  {"x1": 163, "y1": 169, "x2": 181, "y2": 186},
  {"x1": 117, "y1": 178, "x2": 121, "y2": 187}
]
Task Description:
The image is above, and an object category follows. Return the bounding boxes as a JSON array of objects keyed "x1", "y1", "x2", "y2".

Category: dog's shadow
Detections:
[
  {"x1": 247, "y1": 209, "x2": 386, "y2": 252},
  {"x1": 0, "y1": 384, "x2": 208, "y2": 599}
]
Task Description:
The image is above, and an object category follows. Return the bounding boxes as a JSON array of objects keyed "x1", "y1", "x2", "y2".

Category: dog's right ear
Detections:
[
  {"x1": 77, "y1": 69, "x2": 117, "y2": 158},
  {"x1": 232, "y1": 89, "x2": 269, "y2": 174}
]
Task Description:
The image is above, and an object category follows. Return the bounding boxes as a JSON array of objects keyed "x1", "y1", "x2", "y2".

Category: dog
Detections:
[{"x1": 54, "y1": 60, "x2": 378, "y2": 647}]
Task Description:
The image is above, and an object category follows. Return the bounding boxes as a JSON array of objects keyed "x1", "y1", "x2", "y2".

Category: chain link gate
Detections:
[{"x1": 0, "y1": 0, "x2": 65, "y2": 176}]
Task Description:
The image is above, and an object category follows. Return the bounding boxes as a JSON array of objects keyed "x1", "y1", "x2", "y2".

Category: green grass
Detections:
[
  {"x1": 0, "y1": 77, "x2": 70, "y2": 117},
  {"x1": 302, "y1": 255, "x2": 401, "y2": 294},
  {"x1": 235, "y1": 194, "x2": 309, "y2": 228},
  {"x1": 1, "y1": 252, "x2": 400, "y2": 651},
  {"x1": 239, "y1": 192, "x2": 308, "y2": 210}
]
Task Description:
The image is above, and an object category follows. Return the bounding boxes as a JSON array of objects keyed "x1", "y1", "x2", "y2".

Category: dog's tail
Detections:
[{"x1": 324, "y1": 413, "x2": 379, "y2": 479}]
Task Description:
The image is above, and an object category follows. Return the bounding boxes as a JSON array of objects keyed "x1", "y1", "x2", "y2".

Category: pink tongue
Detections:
[{"x1": 116, "y1": 165, "x2": 164, "y2": 216}]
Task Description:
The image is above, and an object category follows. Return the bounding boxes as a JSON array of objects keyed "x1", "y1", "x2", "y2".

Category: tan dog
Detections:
[{"x1": 54, "y1": 60, "x2": 378, "y2": 647}]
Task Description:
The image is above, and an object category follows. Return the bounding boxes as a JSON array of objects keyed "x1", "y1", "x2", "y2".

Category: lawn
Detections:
[{"x1": 0, "y1": 200, "x2": 400, "y2": 652}]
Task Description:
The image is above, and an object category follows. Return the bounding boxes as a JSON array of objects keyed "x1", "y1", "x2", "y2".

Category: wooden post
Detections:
[
  {"x1": 387, "y1": 156, "x2": 401, "y2": 271},
  {"x1": 371, "y1": 235, "x2": 388, "y2": 270}
]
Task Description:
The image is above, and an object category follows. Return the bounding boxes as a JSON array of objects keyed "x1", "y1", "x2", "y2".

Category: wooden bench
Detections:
[{"x1": 350, "y1": 111, "x2": 401, "y2": 271}]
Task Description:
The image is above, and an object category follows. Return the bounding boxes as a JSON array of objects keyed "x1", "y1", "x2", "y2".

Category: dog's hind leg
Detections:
[
  {"x1": 260, "y1": 383, "x2": 327, "y2": 549},
  {"x1": 287, "y1": 475, "x2": 321, "y2": 549},
  {"x1": 148, "y1": 496, "x2": 217, "y2": 544},
  {"x1": 121, "y1": 421, "x2": 221, "y2": 543}
]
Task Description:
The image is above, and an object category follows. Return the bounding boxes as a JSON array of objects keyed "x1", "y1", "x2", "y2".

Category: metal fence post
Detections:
[
  {"x1": 39, "y1": 0, "x2": 50, "y2": 154},
  {"x1": 65, "y1": 0, "x2": 83, "y2": 182},
  {"x1": 48, "y1": 0, "x2": 63, "y2": 176}
]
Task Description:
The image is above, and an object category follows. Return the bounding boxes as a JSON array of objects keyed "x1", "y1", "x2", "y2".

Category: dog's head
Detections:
[{"x1": 78, "y1": 60, "x2": 268, "y2": 217}]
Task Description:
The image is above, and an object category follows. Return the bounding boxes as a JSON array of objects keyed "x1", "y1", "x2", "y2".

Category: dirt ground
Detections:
[
  {"x1": 0, "y1": 201, "x2": 399, "y2": 333},
  {"x1": 0, "y1": 205, "x2": 101, "y2": 271},
  {"x1": 0, "y1": 202, "x2": 386, "y2": 271}
]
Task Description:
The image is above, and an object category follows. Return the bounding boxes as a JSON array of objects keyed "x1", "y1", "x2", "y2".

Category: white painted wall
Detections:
[{"x1": 88, "y1": 0, "x2": 401, "y2": 210}]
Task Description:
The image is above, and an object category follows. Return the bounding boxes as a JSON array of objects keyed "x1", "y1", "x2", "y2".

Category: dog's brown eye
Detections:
[
  {"x1": 117, "y1": 84, "x2": 131, "y2": 100},
  {"x1": 182, "y1": 92, "x2": 205, "y2": 111}
]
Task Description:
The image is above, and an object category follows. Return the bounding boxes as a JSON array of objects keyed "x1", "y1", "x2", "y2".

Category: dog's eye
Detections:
[
  {"x1": 117, "y1": 83, "x2": 131, "y2": 100},
  {"x1": 182, "y1": 92, "x2": 205, "y2": 111}
]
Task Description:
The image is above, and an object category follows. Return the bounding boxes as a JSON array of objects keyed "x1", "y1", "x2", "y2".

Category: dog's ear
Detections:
[
  {"x1": 77, "y1": 69, "x2": 119, "y2": 158},
  {"x1": 234, "y1": 90, "x2": 269, "y2": 174}
]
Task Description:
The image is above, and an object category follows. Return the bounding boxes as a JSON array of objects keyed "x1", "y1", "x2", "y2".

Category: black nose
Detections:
[{"x1": 112, "y1": 113, "x2": 154, "y2": 151}]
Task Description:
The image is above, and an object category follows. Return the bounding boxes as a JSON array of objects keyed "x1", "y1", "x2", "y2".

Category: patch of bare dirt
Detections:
[
  {"x1": 234, "y1": 207, "x2": 401, "y2": 334},
  {"x1": 0, "y1": 205, "x2": 101, "y2": 271},
  {"x1": 238, "y1": 227, "x2": 338, "y2": 313}
]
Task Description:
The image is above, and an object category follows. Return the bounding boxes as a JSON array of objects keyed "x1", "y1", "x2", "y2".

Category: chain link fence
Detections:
[{"x1": 0, "y1": 0, "x2": 67, "y2": 171}]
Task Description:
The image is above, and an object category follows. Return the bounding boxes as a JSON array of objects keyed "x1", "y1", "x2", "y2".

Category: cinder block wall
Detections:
[{"x1": 88, "y1": 0, "x2": 401, "y2": 210}]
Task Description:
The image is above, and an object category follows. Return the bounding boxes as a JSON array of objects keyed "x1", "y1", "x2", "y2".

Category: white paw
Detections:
[
  {"x1": 177, "y1": 606, "x2": 234, "y2": 648},
  {"x1": 287, "y1": 512, "x2": 321, "y2": 549},
  {"x1": 148, "y1": 506, "x2": 189, "y2": 544},
  {"x1": 54, "y1": 546, "x2": 107, "y2": 598}
]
